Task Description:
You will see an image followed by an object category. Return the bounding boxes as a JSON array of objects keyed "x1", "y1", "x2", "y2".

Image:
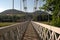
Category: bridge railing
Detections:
[
  {"x1": 31, "y1": 21, "x2": 60, "y2": 40},
  {"x1": 0, "y1": 21, "x2": 29, "y2": 40}
]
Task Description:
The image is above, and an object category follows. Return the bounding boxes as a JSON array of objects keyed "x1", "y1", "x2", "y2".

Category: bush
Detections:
[
  {"x1": 0, "y1": 15, "x2": 23, "y2": 22},
  {"x1": 51, "y1": 16, "x2": 60, "y2": 27}
]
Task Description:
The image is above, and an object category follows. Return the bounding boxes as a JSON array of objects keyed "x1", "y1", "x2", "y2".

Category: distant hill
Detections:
[
  {"x1": 26, "y1": 10, "x2": 51, "y2": 16},
  {"x1": 0, "y1": 9, "x2": 51, "y2": 16},
  {"x1": 33, "y1": 10, "x2": 50, "y2": 15},
  {"x1": 0, "y1": 9, "x2": 25, "y2": 14}
]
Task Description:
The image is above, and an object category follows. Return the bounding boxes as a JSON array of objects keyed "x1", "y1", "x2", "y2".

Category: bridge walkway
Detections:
[{"x1": 22, "y1": 22, "x2": 40, "y2": 40}]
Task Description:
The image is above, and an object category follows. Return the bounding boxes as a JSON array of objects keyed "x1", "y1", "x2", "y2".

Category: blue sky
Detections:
[{"x1": 0, "y1": 0, "x2": 45, "y2": 12}]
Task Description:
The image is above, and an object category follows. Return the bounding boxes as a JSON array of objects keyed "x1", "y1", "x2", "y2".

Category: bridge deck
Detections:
[{"x1": 22, "y1": 23, "x2": 40, "y2": 40}]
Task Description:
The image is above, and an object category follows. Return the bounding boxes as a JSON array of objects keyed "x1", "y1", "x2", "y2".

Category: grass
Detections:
[
  {"x1": 0, "y1": 22, "x2": 16, "y2": 27},
  {"x1": 39, "y1": 21, "x2": 57, "y2": 27},
  {"x1": 39, "y1": 21, "x2": 51, "y2": 25}
]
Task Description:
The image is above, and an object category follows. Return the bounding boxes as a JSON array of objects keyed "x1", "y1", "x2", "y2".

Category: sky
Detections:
[{"x1": 0, "y1": 0, "x2": 45, "y2": 12}]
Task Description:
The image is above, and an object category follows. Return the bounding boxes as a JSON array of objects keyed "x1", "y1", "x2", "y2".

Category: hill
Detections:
[{"x1": 0, "y1": 9, "x2": 25, "y2": 14}]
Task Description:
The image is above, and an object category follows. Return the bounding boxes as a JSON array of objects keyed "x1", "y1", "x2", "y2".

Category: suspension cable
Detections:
[{"x1": 12, "y1": 0, "x2": 14, "y2": 22}]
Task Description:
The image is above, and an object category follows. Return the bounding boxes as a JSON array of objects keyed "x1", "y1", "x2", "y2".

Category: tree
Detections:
[{"x1": 41, "y1": 0, "x2": 60, "y2": 27}]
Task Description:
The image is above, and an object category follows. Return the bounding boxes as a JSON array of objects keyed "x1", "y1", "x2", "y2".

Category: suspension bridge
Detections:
[
  {"x1": 0, "y1": 21, "x2": 60, "y2": 40},
  {"x1": 0, "y1": 0, "x2": 60, "y2": 40}
]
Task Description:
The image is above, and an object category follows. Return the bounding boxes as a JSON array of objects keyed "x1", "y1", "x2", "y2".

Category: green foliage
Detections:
[
  {"x1": 0, "y1": 14, "x2": 25, "y2": 22},
  {"x1": 0, "y1": 22, "x2": 15, "y2": 27},
  {"x1": 51, "y1": 16, "x2": 60, "y2": 27},
  {"x1": 41, "y1": 0, "x2": 60, "y2": 27},
  {"x1": 33, "y1": 15, "x2": 38, "y2": 21}
]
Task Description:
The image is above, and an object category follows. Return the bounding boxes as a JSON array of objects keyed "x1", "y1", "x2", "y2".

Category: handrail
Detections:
[
  {"x1": 31, "y1": 21, "x2": 60, "y2": 40},
  {"x1": 0, "y1": 21, "x2": 29, "y2": 40}
]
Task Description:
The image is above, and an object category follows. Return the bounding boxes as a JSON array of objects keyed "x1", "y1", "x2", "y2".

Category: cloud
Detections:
[{"x1": 0, "y1": 8, "x2": 6, "y2": 12}]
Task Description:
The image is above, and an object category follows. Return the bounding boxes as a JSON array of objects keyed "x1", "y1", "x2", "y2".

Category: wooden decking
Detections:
[{"x1": 22, "y1": 23, "x2": 40, "y2": 40}]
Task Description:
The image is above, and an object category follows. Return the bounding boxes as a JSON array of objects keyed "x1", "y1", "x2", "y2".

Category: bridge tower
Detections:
[
  {"x1": 23, "y1": 0, "x2": 27, "y2": 12},
  {"x1": 12, "y1": 0, "x2": 14, "y2": 9},
  {"x1": 34, "y1": 0, "x2": 38, "y2": 11},
  {"x1": 20, "y1": 0, "x2": 22, "y2": 10}
]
